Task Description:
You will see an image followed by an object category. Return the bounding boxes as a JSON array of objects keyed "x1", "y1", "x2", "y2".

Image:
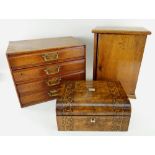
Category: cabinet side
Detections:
[
  {"x1": 93, "y1": 33, "x2": 98, "y2": 80},
  {"x1": 83, "y1": 45, "x2": 86, "y2": 80}
]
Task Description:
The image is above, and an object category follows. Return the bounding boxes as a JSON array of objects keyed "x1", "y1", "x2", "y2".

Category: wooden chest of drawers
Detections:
[
  {"x1": 92, "y1": 27, "x2": 151, "y2": 98},
  {"x1": 6, "y1": 37, "x2": 86, "y2": 107},
  {"x1": 56, "y1": 81, "x2": 131, "y2": 131}
]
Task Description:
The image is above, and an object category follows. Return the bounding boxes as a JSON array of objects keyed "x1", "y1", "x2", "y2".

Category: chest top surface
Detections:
[
  {"x1": 92, "y1": 26, "x2": 151, "y2": 35},
  {"x1": 6, "y1": 36, "x2": 85, "y2": 55}
]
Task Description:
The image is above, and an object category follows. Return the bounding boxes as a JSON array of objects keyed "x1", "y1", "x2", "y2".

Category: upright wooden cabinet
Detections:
[
  {"x1": 92, "y1": 27, "x2": 151, "y2": 98},
  {"x1": 7, "y1": 37, "x2": 86, "y2": 107}
]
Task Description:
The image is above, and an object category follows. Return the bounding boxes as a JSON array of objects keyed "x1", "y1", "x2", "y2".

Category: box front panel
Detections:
[{"x1": 57, "y1": 115, "x2": 130, "y2": 131}]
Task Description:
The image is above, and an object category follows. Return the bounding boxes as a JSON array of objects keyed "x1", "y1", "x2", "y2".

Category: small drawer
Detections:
[
  {"x1": 20, "y1": 88, "x2": 60, "y2": 107},
  {"x1": 17, "y1": 71, "x2": 85, "y2": 94},
  {"x1": 57, "y1": 116, "x2": 130, "y2": 131},
  {"x1": 8, "y1": 46, "x2": 85, "y2": 69},
  {"x1": 13, "y1": 59, "x2": 85, "y2": 83}
]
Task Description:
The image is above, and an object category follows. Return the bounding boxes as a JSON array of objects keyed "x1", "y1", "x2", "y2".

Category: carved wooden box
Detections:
[
  {"x1": 92, "y1": 27, "x2": 151, "y2": 98},
  {"x1": 56, "y1": 81, "x2": 131, "y2": 131},
  {"x1": 6, "y1": 37, "x2": 86, "y2": 107}
]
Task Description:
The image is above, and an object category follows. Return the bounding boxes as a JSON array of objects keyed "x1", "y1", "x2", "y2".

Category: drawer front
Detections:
[
  {"x1": 20, "y1": 88, "x2": 59, "y2": 107},
  {"x1": 13, "y1": 59, "x2": 85, "y2": 83},
  {"x1": 17, "y1": 71, "x2": 85, "y2": 94},
  {"x1": 8, "y1": 46, "x2": 85, "y2": 69},
  {"x1": 57, "y1": 116, "x2": 130, "y2": 131}
]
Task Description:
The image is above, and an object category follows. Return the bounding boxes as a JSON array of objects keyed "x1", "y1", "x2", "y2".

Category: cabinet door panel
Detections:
[{"x1": 97, "y1": 34, "x2": 146, "y2": 97}]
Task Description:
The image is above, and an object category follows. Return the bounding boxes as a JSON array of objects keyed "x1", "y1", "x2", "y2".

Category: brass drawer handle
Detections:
[
  {"x1": 42, "y1": 52, "x2": 58, "y2": 62},
  {"x1": 44, "y1": 65, "x2": 60, "y2": 75},
  {"x1": 90, "y1": 118, "x2": 96, "y2": 123},
  {"x1": 48, "y1": 90, "x2": 59, "y2": 97},
  {"x1": 46, "y1": 77, "x2": 61, "y2": 86}
]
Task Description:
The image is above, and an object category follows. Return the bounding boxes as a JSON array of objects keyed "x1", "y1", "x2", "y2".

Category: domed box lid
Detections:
[{"x1": 56, "y1": 80, "x2": 131, "y2": 116}]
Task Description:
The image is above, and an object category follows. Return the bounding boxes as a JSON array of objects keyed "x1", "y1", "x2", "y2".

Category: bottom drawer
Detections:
[
  {"x1": 20, "y1": 88, "x2": 59, "y2": 107},
  {"x1": 56, "y1": 116, "x2": 130, "y2": 131}
]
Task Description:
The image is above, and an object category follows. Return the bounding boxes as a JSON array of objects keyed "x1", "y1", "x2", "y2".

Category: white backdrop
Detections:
[{"x1": 0, "y1": 19, "x2": 155, "y2": 135}]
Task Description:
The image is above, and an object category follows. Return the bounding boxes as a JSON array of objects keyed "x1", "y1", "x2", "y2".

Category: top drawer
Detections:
[{"x1": 7, "y1": 46, "x2": 85, "y2": 70}]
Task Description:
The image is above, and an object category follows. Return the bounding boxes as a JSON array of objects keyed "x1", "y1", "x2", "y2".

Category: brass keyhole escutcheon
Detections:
[{"x1": 90, "y1": 118, "x2": 96, "y2": 123}]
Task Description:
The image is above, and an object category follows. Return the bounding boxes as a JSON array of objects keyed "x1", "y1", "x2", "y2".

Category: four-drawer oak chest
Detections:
[{"x1": 6, "y1": 37, "x2": 86, "y2": 107}]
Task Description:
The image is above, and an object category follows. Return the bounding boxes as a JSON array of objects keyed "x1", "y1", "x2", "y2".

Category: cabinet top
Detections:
[
  {"x1": 92, "y1": 26, "x2": 151, "y2": 35},
  {"x1": 6, "y1": 36, "x2": 85, "y2": 55}
]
